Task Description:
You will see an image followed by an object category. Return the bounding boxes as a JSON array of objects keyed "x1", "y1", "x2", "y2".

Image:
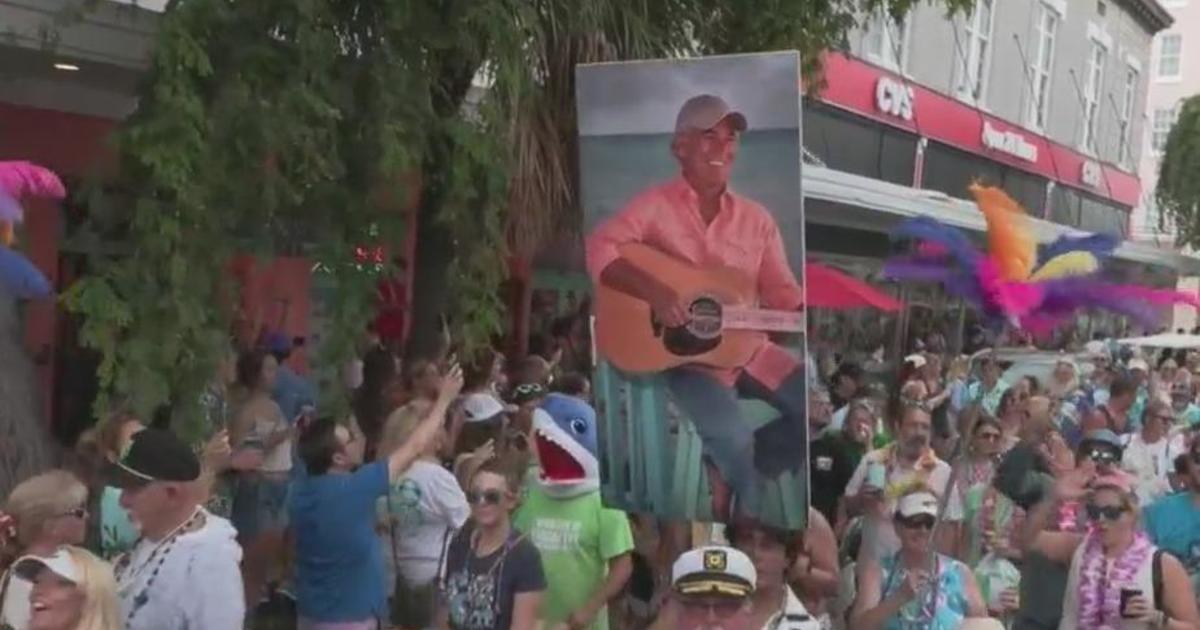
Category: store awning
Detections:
[{"x1": 801, "y1": 166, "x2": 1200, "y2": 275}]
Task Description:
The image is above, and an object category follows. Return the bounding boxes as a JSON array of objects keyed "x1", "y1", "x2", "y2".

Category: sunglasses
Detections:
[
  {"x1": 681, "y1": 597, "x2": 744, "y2": 619},
  {"x1": 1084, "y1": 449, "x2": 1119, "y2": 465},
  {"x1": 897, "y1": 514, "x2": 936, "y2": 530},
  {"x1": 58, "y1": 507, "x2": 87, "y2": 520},
  {"x1": 1086, "y1": 503, "x2": 1129, "y2": 522},
  {"x1": 1189, "y1": 452, "x2": 1200, "y2": 465},
  {"x1": 467, "y1": 489, "x2": 505, "y2": 506}
]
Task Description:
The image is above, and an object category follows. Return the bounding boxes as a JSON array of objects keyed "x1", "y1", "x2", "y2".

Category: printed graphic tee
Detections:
[
  {"x1": 513, "y1": 487, "x2": 634, "y2": 630},
  {"x1": 442, "y1": 525, "x2": 545, "y2": 630},
  {"x1": 378, "y1": 459, "x2": 469, "y2": 590}
]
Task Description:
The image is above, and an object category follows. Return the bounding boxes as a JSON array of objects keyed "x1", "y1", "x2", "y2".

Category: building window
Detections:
[
  {"x1": 954, "y1": 0, "x2": 995, "y2": 104},
  {"x1": 1118, "y1": 65, "x2": 1138, "y2": 164},
  {"x1": 863, "y1": 6, "x2": 908, "y2": 71},
  {"x1": 1156, "y1": 34, "x2": 1182, "y2": 80},
  {"x1": 1081, "y1": 40, "x2": 1107, "y2": 152},
  {"x1": 1152, "y1": 106, "x2": 1178, "y2": 152},
  {"x1": 1026, "y1": 3, "x2": 1059, "y2": 130}
]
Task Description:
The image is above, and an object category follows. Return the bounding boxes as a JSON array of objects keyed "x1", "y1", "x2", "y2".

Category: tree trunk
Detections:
[
  {"x1": 403, "y1": 194, "x2": 455, "y2": 361},
  {"x1": 0, "y1": 293, "x2": 55, "y2": 497}
]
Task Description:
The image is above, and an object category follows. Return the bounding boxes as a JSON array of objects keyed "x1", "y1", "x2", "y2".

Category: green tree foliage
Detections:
[
  {"x1": 1158, "y1": 94, "x2": 1200, "y2": 247},
  {"x1": 64, "y1": 0, "x2": 970, "y2": 437}
]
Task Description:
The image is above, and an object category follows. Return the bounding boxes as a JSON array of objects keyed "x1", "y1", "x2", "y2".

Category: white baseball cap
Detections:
[
  {"x1": 903, "y1": 354, "x2": 927, "y2": 369},
  {"x1": 1129, "y1": 358, "x2": 1150, "y2": 372},
  {"x1": 461, "y1": 393, "x2": 506, "y2": 423},
  {"x1": 13, "y1": 548, "x2": 79, "y2": 583},
  {"x1": 895, "y1": 491, "x2": 939, "y2": 519},
  {"x1": 671, "y1": 545, "x2": 756, "y2": 598}
]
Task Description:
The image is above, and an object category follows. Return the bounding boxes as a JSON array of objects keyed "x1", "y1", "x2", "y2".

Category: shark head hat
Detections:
[{"x1": 532, "y1": 393, "x2": 601, "y2": 498}]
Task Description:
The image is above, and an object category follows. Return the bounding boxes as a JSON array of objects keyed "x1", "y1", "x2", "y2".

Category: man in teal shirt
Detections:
[{"x1": 1143, "y1": 443, "x2": 1200, "y2": 596}]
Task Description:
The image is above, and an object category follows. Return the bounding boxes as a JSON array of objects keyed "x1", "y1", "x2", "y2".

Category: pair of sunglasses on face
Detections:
[
  {"x1": 1084, "y1": 449, "x2": 1119, "y2": 465},
  {"x1": 896, "y1": 514, "x2": 936, "y2": 531},
  {"x1": 467, "y1": 489, "x2": 506, "y2": 506},
  {"x1": 1086, "y1": 503, "x2": 1130, "y2": 522}
]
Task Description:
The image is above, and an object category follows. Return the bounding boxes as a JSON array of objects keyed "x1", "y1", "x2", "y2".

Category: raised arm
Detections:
[
  {"x1": 850, "y1": 560, "x2": 914, "y2": 630},
  {"x1": 1017, "y1": 467, "x2": 1088, "y2": 565},
  {"x1": 387, "y1": 364, "x2": 463, "y2": 481}
]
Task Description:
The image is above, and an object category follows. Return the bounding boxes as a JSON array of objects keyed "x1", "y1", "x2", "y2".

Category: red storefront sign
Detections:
[{"x1": 815, "y1": 53, "x2": 1141, "y2": 208}]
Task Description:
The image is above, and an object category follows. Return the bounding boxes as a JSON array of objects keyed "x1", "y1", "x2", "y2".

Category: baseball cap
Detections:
[
  {"x1": 108, "y1": 428, "x2": 201, "y2": 488},
  {"x1": 672, "y1": 546, "x2": 756, "y2": 599},
  {"x1": 461, "y1": 392, "x2": 506, "y2": 423},
  {"x1": 1080, "y1": 429, "x2": 1123, "y2": 451},
  {"x1": 1128, "y1": 358, "x2": 1149, "y2": 372},
  {"x1": 674, "y1": 95, "x2": 748, "y2": 134},
  {"x1": 1091, "y1": 472, "x2": 1135, "y2": 495},
  {"x1": 903, "y1": 354, "x2": 927, "y2": 369},
  {"x1": 895, "y1": 491, "x2": 939, "y2": 519},
  {"x1": 13, "y1": 548, "x2": 79, "y2": 582}
]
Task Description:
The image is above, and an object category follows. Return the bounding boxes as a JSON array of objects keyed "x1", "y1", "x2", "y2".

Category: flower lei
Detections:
[
  {"x1": 1076, "y1": 530, "x2": 1153, "y2": 629},
  {"x1": 880, "y1": 444, "x2": 940, "y2": 500}
]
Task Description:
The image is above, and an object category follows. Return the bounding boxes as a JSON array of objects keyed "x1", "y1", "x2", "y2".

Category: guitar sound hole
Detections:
[
  {"x1": 661, "y1": 297, "x2": 722, "y2": 357},
  {"x1": 686, "y1": 298, "x2": 722, "y2": 339}
]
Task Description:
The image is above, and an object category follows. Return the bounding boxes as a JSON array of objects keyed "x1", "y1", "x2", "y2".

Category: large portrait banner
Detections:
[{"x1": 578, "y1": 52, "x2": 809, "y2": 529}]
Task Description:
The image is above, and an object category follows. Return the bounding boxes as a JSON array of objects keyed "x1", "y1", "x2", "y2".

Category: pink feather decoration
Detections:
[
  {"x1": 975, "y1": 258, "x2": 1045, "y2": 320},
  {"x1": 916, "y1": 241, "x2": 949, "y2": 258},
  {"x1": 0, "y1": 161, "x2": 66, "y2": 202}
]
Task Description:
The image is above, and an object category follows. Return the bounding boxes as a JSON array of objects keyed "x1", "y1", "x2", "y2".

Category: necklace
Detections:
[
  {"x1": 891, "y1": 554, "x2": 941, "y2": 628},
  {"x1": 114, "y1": 507, "x2": 204, "y2": 627},
  {"x1": 1076, "y1": 531, "x2": 1152, "y2": 630}
]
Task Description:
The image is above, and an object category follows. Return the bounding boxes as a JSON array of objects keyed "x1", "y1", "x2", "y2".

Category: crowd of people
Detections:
[{"x1": 2, "y1": 322, "x2": 1200, "y2": 630}]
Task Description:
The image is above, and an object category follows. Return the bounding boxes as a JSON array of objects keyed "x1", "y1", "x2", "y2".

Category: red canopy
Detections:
[{"x1": 805, "y1": 262, "x2": 902, "y2": 311}]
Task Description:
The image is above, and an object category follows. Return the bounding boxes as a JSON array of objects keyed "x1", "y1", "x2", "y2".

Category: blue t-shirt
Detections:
[
  {"x1": 1143, "y1": 492, "x2": 1200, "y2": 587},
  {"x1": 291, "y1": 460, "x2": 389, "y2": 622},
  {"x1": 273, "y1": 365, "x2": 316, "y2": 424}
]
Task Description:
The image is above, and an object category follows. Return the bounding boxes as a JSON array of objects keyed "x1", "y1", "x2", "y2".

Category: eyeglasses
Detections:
[
  {"x1": 58, "y1": 507, "x2": 87, "y2": 520},
  {"x1": 467, "y1": 489, "x2": 505, "y2": 506},
  {"x1": 1086, "y1": 503, "x2": 1128, "y2": 522},
  {"x1": 897, "y1": 514, "x2": 936, "y2": 530}
]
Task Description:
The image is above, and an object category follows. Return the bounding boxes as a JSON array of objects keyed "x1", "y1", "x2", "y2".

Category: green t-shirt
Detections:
[{"x1": 513, "y1": 486, "x2": 634, "y2": 630}]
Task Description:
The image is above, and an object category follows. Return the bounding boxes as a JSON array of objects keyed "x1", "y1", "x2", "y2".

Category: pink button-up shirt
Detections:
[{"x1": 585, "y1": 177, "x2": 804, "y2": 387}]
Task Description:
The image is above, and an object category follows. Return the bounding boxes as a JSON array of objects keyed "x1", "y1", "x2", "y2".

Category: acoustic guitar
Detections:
[{"x1": 595, "y1": 243, "x2": 803, "y2": 374}]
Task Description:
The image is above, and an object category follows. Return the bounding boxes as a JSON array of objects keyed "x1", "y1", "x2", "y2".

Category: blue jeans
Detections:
[{"x1": 665, "y1": 363, "x2": 807, "y2": 518}]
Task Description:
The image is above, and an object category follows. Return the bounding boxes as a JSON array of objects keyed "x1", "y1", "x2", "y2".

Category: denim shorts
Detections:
[{"x1": 231, "y1": 472, "x2": 290, "y2": 539}]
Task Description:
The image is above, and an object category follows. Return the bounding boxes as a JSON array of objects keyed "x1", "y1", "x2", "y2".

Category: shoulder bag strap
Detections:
[
  {"x1": 386, "y1": 487, "x2": 401, "y2": 587},
  {"x1": 1152, "y1": 548, "x2": 1164, "y2": 609}
]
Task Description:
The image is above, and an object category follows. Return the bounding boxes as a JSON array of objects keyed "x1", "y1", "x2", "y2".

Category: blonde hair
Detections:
[
  {"x1": 4, "y1": 471, "x2": 87, "y2": 547},
  {"x1": 376, "y1": 400, "x2": 434, "y2": 459},
  {"x1": 62, "y1": 546, "x2": 121, "y2": 630}
]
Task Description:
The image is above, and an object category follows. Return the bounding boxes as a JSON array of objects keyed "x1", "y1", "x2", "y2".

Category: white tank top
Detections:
[{"x1": 1059, "y1": 540, "x2": 1158, "y2": 630}]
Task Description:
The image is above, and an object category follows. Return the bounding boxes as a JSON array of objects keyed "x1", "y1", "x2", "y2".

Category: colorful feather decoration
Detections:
[
  {"x1": 0, "y1": 192, "x2": 21, "y2": 223},
  {"x1": 1028, "y1": 251, "x2": 1101, "y2": 281},
  {"x1": 883, "y1": 185, "x2": 1200, "y2": 332},
  {"x1": 0, "y1": 161, "x2": 67, "y2": 202},
  {"x1": 971, "y1": 184, "x2": 1036, "y2": 281},
  {"x1": 0, "y1": 245, "x2": 52, "y2": 299},
  {"x1": 1038, "y1": 233, "x2": 1119, "y2": 265}
]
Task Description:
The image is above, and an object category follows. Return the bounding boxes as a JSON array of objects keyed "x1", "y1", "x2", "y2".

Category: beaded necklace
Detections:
[{"x1": 114, "y1": 507, "x2": 204, "y2": 627}]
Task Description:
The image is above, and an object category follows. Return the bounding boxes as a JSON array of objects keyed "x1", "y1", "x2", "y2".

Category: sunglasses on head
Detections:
[
  {"x1": 467, "y1": 489, "x2": 505, "y2": 506},
  {"x1": 897, "y1": 514, "x2": 936, "y2": 530},
  {"x1": 1086, "y1": 503, "x2": 1128, "y2": 522}
]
